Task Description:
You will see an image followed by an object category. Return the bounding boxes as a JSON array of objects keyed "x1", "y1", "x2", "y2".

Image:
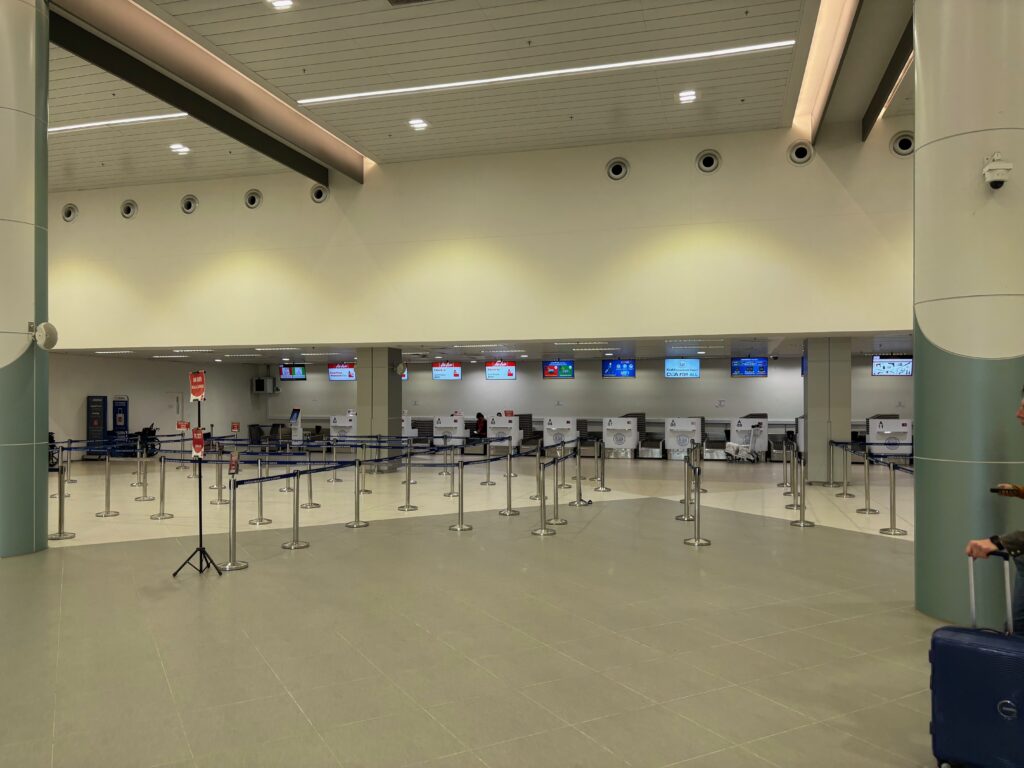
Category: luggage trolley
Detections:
[{"x1": 725, "y1": 414, "x2": 768, "y2": 462}]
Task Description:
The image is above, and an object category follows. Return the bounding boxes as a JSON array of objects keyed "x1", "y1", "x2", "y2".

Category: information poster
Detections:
[
  {"x1": 542, "y1": 360, "x2": 575, "y2": 379},
  {"x1": 328, "y1": 363, "x2": 357, "y2": 381},
  {"x1": 191, "y1": 427, "x2": 205, "y2": 458},
  {"x1": 730, "y1": 358, "x2": 769, "y2": 377},
  {"x1": 432, "y1": 362, "x2": 462, "y2": 380},
  {"x1": 602, "y1": 359, "x2": 636, "y2": 378},
  {"x1": 485, "y1": 361, "x2": 516, "y2": 380},
  {"x1": 871, "y1": 357, "x2": 913, "y2": 376}
]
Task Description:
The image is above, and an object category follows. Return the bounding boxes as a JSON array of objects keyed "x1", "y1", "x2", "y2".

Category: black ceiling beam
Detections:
[
  {"x1": 49, "y1": 11, "x2": 329, "y2": 186},
  {"x1": 861, "y1": 18, "x2": 914, "y2": 142}
]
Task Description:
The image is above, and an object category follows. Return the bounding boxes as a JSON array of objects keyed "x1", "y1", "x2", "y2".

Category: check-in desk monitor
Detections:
[
  {"x1": 542, "y1": 417, "x2": 577, "y2": 448},
  {"x1": 289, "y1": 408, "x2": 302, "y2": 445},
  {"x1": 603, "y1": 417, "x2": 638, "y2": 458}
]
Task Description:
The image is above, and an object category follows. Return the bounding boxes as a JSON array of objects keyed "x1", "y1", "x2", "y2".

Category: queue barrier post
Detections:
[
  {"x1": 530, "y1": 443, "x2": 545, "y2": 500},
  {"x1": 531, "y1": 462, "x2": 555, "y2": 536},
  {"x1": 676, "y1": 445, "x2": 696, "y2": 522},
  {"x1": 588, "y1": 439, "x2": 600, "y2": 481},
  {"x1": 50, "y1": 445, "x2": 70, "y2": 499},
  {"x1": 439, "y1": 435, "x2": 451, "y2": 476},
  {"x1": 135, "y1": 458, "x2": 155, "y2": 502},
  {"x1": 593, "y1": 441, "x2": 611, "y2": 493},
  {"x1": 879, "y1": 461, "x2": 908, "y2": 536},
  {"x1": 835, "y1": 444, "x2": 855, "y2": 499},
  {"x1": 177, "y1": 432, "x2": 187, "y2": 471},
  {"x1": 790, "y1": 451, "x2": 815, "y2": 528},
  {"x1": 281, "y1": 472, "x2": 310, "y2": 549},
  {"x1": 64, "y1": 441, "x2": 76, "y2": 484},
  {"x1": 48, "y1": 465, "x2": 75, "y2": 540},
  {"x1": 547, "y1": 452, "x2": 567, "y2": 526},
  {"x1": 785, "y1": 441, "x2": 799, "y2": 508},
  {"x1": 449, "y1": 460, "x2": 473, "y2": 532},
  {"x1": 300, "y1": 454, "x2": 321, "y2": 509},
  {"x1": 397, "y1": 444, "x2": 419, "y2": 512},
  {"x1": 823, "y1": 441, "x2": 841, "y2": 488},
  {"x1": 444, "y1": 445, "x2": 459, "y2": 498},
  {"x1": 777, "y1": 441, "x2": 790, "y2": 488},
  {"x1": 568, "y1": 445, "x2": 592, "y2": 508},
  {"x1": 96, "y1": 453, "x2": 120, "y2": 518},
  {"x1": 360, "y1": 445, "x2": 372, "y2": 495},
  {"x1": 856, "y1": 448, "x2": 879, "y2": 514},
  {"x1": 499, "y1": 450, "x2": 520, "y2": 516},
  {"x1": 683, "y1": 463, "x2": 710, "y2": 546},
  {"x1": 280, "y1": 459, "x2": 294, "y2": 493},
  {"x1": 130, "y1": 437, "x2": 143, "y2": 487},
  {"x1": 481, "y1": 440, "x2": 496, "y2": 486},
  {"x1": 219, "y1": 478, "x2": 249, "y2": 571},
  {"x1": 504, "y1": 438, "x2": 518, "y2": 478},
  {"x1": 347, "y1": 458, "x2": 369, "y2": 528},
  {"x1": 557, "y1": 443, "x2": 571, "y2": 489},
  {"x1": 328, "y1": 444, "x2": 341, "y2": 483},
  {"x1": 210, "y1": 457, "x2": 229, "y2": 505},
  {"x1": 249, "y1": 458, "x2": 271, "y2": 525},
  {"x1": 697, "y1": 445, "x2": 708, "y2": 493},
  {"x1": 150, "y1": 456, "x2": 174, "y2": 520}
]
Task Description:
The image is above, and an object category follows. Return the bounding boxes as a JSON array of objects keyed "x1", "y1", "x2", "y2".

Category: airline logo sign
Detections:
[
  {"x1": 191, "y1": 427, "x2": 205, "y2": 458},
  {"x1": 189, "y1": 370, "x2": 206, "y2": 401}
]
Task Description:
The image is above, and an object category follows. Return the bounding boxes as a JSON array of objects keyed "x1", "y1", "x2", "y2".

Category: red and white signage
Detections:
[
  {"x1": 228, "y1": 452, "x2": 239, "y2": 475},
  {"x1": 191, "y1": 427, "x2": 205, "y2": 458},
  {"x1": 328, "y1": 363, "x2": 356, "y2": 381},
  {"x1": 230, "y1": 422, "x2": 240, "y2": 433},
  {"x1": 176, "y1": 420, "x2": 190, "y2": 431},
  {"x1": 485, "y1": 361, "x2": 517, "y2": 380},
  {"x1": 432, "y1": 362, "x2": 462, "y2": 380},
  {"x1": 189, "y1": 370, "x2": 207, "y2": 402}
]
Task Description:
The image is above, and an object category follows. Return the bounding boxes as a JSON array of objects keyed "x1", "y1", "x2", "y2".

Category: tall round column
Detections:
[
  {"x1": 914, "y1": 0, "x2": 1024, "y2": 625},
  {"x1": 0, "y1": 0, "x2": 49, "y2": 556}
]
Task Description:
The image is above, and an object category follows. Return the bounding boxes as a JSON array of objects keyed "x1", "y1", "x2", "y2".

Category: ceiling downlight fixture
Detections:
[
  {"x1": 169, "y1": 143, "x2": 191, "y2": 156},
  {"x1": 298, "y1": 41, "x2": 796, "y2": 105},
  {"x1": 408, "y1": 118, "x2": 429, "y2": 131},
  {"x1": 678, "y1": 89, "x2": 697, "y2": 104}
]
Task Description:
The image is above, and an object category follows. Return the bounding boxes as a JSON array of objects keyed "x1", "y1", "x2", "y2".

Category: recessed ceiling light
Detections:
[
  {"x1": 282, "y1": 357, "x2": 290, "y2": 362},
  {"x1": 678, "y1": 89, "x2": 697, "y2": 104},
  {"x1": 269, "y1": 0, "x2": 293, "y2": 8},
  {"x1": 153, "y1": 355, "x2": 189, "y2": 359},
  {"x1": 172, "y1": 349, "x2": 212, "y2": 353},
  {"x1": 697, "y1": 351, "x2": 706, "y2": 355},
  {"x1": 169, "y1": 143, "x2": 190, "y2": 155},
  {"x1": 408, "y1": 118, "x2": 429, "y2": 131},
  {"x1": 48, "y1": 112, "x2": 188, "y2": 134},
  {"x1": 299, "y1": 41, "x2": 795, "y2": 105},
  {"x1": 255, "y1": 347, "x2": 299, "y2": 351},
  {"x1": 95, "y1": 350, "x2": 133, "y2": 355},
  {"x1": 604, "y1": 353, "x2": 613, "y2": 357},
  {"x1": 520, "y1": 354, "x2": 528, "y2": 358},
  {"x1": 214, "y1": 358, "x2": 222, "y2": 362},
  {"x1": 470, "y1": 360, "x2": 477, "y2": 363},
  {"x1": 434, "y1": 356, "x2": 442, "y2": 359}
]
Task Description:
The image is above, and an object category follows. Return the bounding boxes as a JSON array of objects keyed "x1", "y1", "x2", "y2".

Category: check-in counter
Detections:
[
  {"x1": 542, "y1": 417, "x2": 577, "y2": 449},
  {"x1": 488, "y1": 416, "x2": 522, "y2": 450},
  {"x1": 433, "y1": 416, "x2": 468, "y2": 447},
  {"x1": 866, "y1": 418, "x2": 913, "y2": 458},
  {"x1": 665, "y1": 417, "x2": 702, "y2": 460},
  {"x1": 602, "y1": 417, "x2": 638, "y2": 458}
]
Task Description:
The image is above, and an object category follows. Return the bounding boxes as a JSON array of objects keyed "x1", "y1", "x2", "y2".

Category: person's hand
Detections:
[
  {"x1": 966, "y1": 538, "x2": 999, "y2": 559},
  {"x1": 993, "y1": 483, "x2": 1024, "y2": 498}
]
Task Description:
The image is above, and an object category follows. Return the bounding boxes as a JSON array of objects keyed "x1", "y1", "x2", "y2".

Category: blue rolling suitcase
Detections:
[{"x1": 930, "y1": 552, "x2": 1024, "y2": 768}]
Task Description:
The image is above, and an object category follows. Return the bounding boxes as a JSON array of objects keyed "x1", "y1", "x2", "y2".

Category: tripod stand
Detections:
[{"x1": 173, "y1": 398, "x2": 221, "y2": 577}]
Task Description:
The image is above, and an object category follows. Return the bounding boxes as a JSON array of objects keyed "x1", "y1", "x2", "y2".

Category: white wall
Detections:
[
  {"x1": 261, "y1": 357, "x2": 913, "y2": 424},
  {"x1": 48, "y1": 118, "x2": 913, "y2": 349},
  {"x1": 49, "y1": 354, "x2": 264, "y2": 442}
]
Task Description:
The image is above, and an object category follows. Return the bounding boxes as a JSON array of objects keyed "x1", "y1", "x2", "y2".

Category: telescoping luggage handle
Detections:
[{"x1": 968, "y1": 551, "x2": 1014, "y2": 634}]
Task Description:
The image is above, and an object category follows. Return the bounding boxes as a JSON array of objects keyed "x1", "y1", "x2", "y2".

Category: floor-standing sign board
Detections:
[
  {"x1": 191, "y1": 427, "x2": 205, "y2": 459},
  {"x1": 112, "y1": 397, "x2": 129, "y2": 439},
  {"x1": 189, "y1": 370, "x2": 207, "y2": 402}
]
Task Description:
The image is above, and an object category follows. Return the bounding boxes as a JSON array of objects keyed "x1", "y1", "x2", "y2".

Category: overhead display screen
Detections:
[
  {"x1": 542, "y1": 360, "x2": 575, "y2": 379},
  {"x1": 279, "y1": 365, "x2": 306, "y2": 381},
  {"x1": 485, "y1": 361, "x2": 516, "y2": 380},
  {"x1": 328, "y1": 363, "x2": 356, "y2": 381},
  {"x1": 664, "y1": 358, "x2": 700, "y2": 379},
  {"x1": 602, "y1": 359, "x2": 636, "y2": 378},
  {"x1": 731, "y1": 357, "x2": 768, "y2": 377},
  {"x1": 872, "y1": 356, "x2": 913, "y2": 376},
  {"x1": 432, "y1": 362, "x2": 462, "y2": 380}
]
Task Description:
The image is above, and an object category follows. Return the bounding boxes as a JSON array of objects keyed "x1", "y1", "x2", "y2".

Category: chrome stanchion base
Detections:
[
  {"x1": 480, "y1": 481, "x2": 496, "y2": 487},
  {"x1": 401, "y1": 479, "x2": 417, "y2": 485},
  {"x1": 835, "y1": 491, "x2": 856, "y2": 498},
  {"x1": 675, "y1": 513, "x2": 696, "y2": 522},
  {"x1": 531, "y1": 527, "x2": 555, "y2": 536},
  {"x1": 438, "y1": 470, "x2": 451, "y2": 476},
  {"x1": 397, "y1": 504, "x2": 418, "y2": 512},
  {"x1": 95, "y1": 510, "x2": 120, "y2": 518},
  {"x1": 557, "y1": 483, "x2": 571, "y2": 490},
  {"x1": 300, "y1": 502, "x2": 321, "y2": 509},
  {"x1": 683, "y1": 537, "x2": 710, "y2": 546},
  {"x1": 48, "y1": 531, "x2": 76, "y2": 541},
  {"x1": 327, "y1": 477, "x2": 342, "y2": 484},
  {"x1": 504, "y1": 472, "x2": 518, "y2": 479},
  {"x1": 135, "y1": 495, "x2": 155, "y2": 502},
  {"x1": 218, "y1": 559, "x2": 249, "y2": 571},
  {"x1": 790, "y1": 520, "x2": 816, "y2": 528},
  {"x1": 546, "y1": 517, "x2": 567, "y2": 526},
  {"x1": 443, "y1": 491, "x2": 460, "y2": 498},
  {"x1": 498, "y1": 508, "x2": 520, "y2": 517},
  {"x1": 175, "y1": 464, "x2": 187, "y2": 471},
  {"x1": 248, "y1": 517, "x2": 272, "y2": 525},
  {"x1": 855, "y1": 507, "x2": 879, "y2": 515},
  {"x1": 345, "y1": 520, "x2": 369, "y2": 529},
  {"x1": 449, "y1": 523, "x2": 473, "y2": 532},
  {"x1": 776, "y1": 481, "x2": 789, "y2": 488},
  {"x1": 360, "y1": 489, "x2": 373, "y2": 495},
  {"x1": 49, "y1": 492, "x2": 70, "y2": 499},
  {"x1": 568, "y1": 499, "x2": 592, "y2": 507},
  {"x1": 150, "y1": 511, "x2": 174, "y2": 521},
  {"x1": 699, "y1": 487, "x2": 708, "y2": 494},
  {"x1": 879, "y1": 527, "x2": 907, "y2": 536},
  {"x1": 783, "y1": 490, "x2": 793, "y2": 497},
  {"x1": 281, "y1": 540, "x2": 310, "y2": 549},
  {"x1": 129, "y1": 481, "x2": 143, "y2": 488},
  {"x1": 822, "y1": 482, "x2": 842, "y2": 488},
  {"x1": 279, "y1": 487, "x2": 294, "y2": 493},
  {"x1": 208, "y1": 484, "x2": 225, "y2": 491},
  {"x1": 593, "y1": 486, "x2": 611, "y2": 493},
  {"x1": 529, "y1": 493, "x2": 547, "y2": 500},
  {"x1": 785, "y1": 503, "x2": 798, "y2": 510},
  {"x1": 65, "y1": 478, "x2": 77, "y2": 485},
  {"x1": 186, "y1": 471, "x2": 197, "y2": 479},
  {"x1": 210, "y1": 498, "x2": 229, "y2": 506}
]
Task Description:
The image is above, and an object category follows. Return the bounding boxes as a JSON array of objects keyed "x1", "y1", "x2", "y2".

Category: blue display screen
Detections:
[
  {"x1": 602, "y1": 359, "x2": 636, "y2": 378},
  {"x1": 664, "y1": 359, "x2": 700, "y2": 379},
  {"x1": 731, "y1": 357, "x2": 768, "y2": 377}
]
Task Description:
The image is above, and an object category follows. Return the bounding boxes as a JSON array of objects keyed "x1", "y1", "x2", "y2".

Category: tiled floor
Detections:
[
  {"x1": 46, "y1": 455, "x2": 915, "y2": 547},
  {"x1": 5, "y1": 495, "x2": 936, "y2": 768}
]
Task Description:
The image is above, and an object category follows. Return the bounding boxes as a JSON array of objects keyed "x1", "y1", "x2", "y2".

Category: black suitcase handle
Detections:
[{"x1": 968, "y1": 552, "x2": 1014, "y2": 634}]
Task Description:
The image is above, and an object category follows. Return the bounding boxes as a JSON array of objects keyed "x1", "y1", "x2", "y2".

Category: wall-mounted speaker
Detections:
[
  {"x1": 695, "y1": 149, "x2": 721, "y2": 173},
  {"x1": 120, "y1": 200, "x2": 138, "y2": 219},
  {"x1": 606, "y1": 157, "x2": 629, "y2": 181},
  {"x1": 180, "y1": 194, "x2": 198, "y2": 214},
  {"x1": 310, "y1": 184, "x2": 329, "y2": 203},
  {"x1": 244, "y1": 189, "x2": 263, "y2": 209},
  {"x1": 788, "y1": 140, "x2": 814, "y2": 166},
  {"x1": 891, "y1": 131, "x2": 914, "y2": 157},
  {"x1": 61, "y1": 203, "x2": 78, "y2": 223}
]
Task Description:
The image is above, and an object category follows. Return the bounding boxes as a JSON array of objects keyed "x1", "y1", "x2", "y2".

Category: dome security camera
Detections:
[{"x1": 983, "y1": 152, "x2": 1013, "y2": 190}]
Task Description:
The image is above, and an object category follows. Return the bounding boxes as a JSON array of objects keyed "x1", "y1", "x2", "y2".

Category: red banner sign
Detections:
[
  {"x1": 191, "y1": 427, "x2": 205, "y2": 459},
  {"x1": 228, "y1": 452, "x2": 239, "y2": 475},
  {"x1": 176, "y1": 420, "x2": 190, "y2": 431},
  {"x1": 189, "y1": 370, "x2": 206, "y2": 402},
  {"x1": 230, "y1": 421, "x2": 240, "y2": 433}
]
